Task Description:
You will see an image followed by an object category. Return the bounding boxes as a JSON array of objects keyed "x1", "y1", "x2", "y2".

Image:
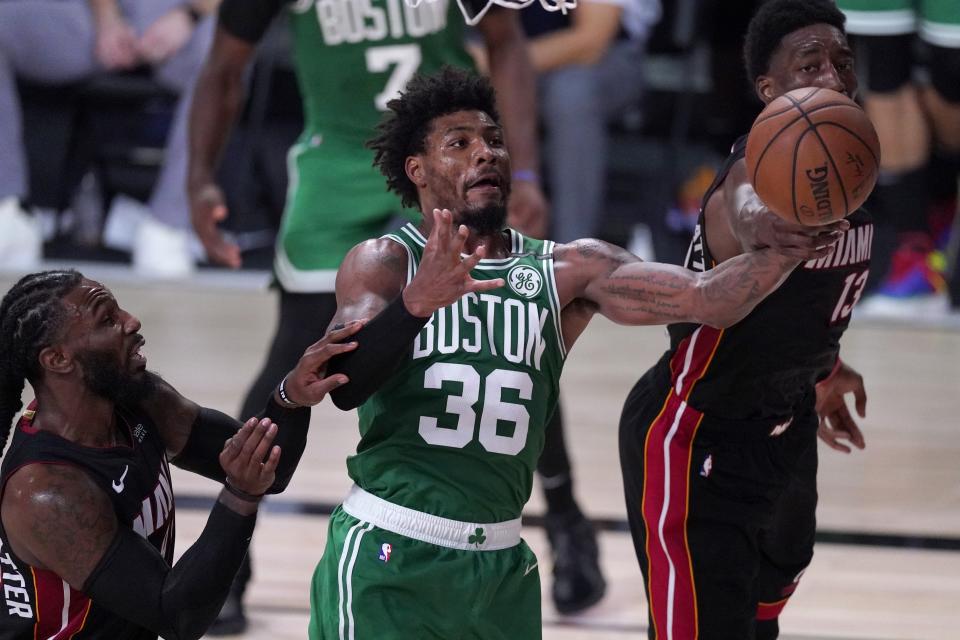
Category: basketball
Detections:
[{"x1": 745, "y1": 87, "x2": 880, "y2": 226}]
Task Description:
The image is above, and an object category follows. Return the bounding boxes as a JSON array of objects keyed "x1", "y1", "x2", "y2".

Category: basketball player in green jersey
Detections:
[
  {"x1": 185, "y1": 1, "x2": 600, "y2": 632},
  {"x1": 310, "y1": 67, "x2": 848, "y2": 639}
]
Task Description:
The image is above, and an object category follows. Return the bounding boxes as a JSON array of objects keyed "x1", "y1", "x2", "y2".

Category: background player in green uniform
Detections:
[{"x1": 310, "y1": 66, "x2": 848, "y2": 639}]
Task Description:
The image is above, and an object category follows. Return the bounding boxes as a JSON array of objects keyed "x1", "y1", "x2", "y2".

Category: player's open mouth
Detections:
[
  {"x1": 466, "y1": 174, "x2": 502, "y2": 194},
  {"x1": 130, "y1": 338, "x2": 147, "y2": 368}
]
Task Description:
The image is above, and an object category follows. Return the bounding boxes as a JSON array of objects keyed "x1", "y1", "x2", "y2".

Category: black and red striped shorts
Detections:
[{"x1": 619, "y1": 351, "x2": 818, "y2": 640}]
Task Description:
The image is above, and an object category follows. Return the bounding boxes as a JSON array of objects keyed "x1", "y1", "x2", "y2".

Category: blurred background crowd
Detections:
[{"x1": 1, "y1": 0, "x2": 957, "y2": 318}]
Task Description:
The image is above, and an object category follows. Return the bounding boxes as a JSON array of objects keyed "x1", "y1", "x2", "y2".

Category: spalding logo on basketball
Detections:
[
  {"x1": 507, "y1": 265, "x2": 543, "y2": 298},
  {"x1": 745, "y1": 87, "x2": 881, "y2": 226}
]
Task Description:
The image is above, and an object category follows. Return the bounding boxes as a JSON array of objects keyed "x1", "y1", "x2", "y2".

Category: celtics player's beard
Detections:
[{"x1": 459, "y1": 202, "x2": 508, "y2": 235}]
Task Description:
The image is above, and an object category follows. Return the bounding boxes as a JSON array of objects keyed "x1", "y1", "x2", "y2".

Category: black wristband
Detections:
[{"x1": 224, "y1": 480, "x2": 264, "y2": 502}]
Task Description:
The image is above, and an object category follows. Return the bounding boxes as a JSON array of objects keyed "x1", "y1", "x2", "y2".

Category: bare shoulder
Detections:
[
  {"x1": 338, "y1": 238, "x2": 409, "y2": 295},
  {"x1": 2, "y1": 463, "x2": 117, "y2": 585},
  {"x1": 342, "y1": 237, "x2": 408, "y2": 276}
]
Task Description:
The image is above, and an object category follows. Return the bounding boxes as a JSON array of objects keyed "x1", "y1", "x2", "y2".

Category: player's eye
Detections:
[{"x1": 801, "y1": 64, "x2": 818, "y2": 73}]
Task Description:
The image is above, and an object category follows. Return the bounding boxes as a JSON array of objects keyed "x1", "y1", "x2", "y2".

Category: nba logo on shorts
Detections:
[
  {"x1": 378, "y1": 543, "x2": 392, "y2": 563},
  {"x1": 700, "y1": 454, "x2": 713, "y2": 478},
  {"x1": 507, "y1": 265, "x2": 543, "y2": 299}
]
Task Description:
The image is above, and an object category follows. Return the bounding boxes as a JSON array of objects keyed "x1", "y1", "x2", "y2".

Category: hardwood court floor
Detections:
[{"x1": 4, "y1": 265, "x2": 959, "y2": 639}]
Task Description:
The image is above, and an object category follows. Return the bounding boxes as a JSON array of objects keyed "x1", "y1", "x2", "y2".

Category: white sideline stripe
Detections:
[
  {"x1": 673, "y1": 326, "x2": 701, "y2": 396},
  {"x1": 337, "y1": 521, "x2": 365, "y2": 640},
  {"x1": 345, "y1": 522, "x2": 374, "y2": 640},
  {"x1": 655, "y1": 398, "x2": 689, "y2": 640},
  {"x1": 59, "y1": 580, "x2": 70, "y2": 636}
]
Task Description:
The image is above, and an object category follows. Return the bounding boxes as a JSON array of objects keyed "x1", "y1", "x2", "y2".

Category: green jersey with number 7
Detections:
[
  {"x1": 276, "y1": 0, "x2": 475, "y2": 288},
  {"x1": 350, "y1": 223, "x2": 566, "y2": 522}
]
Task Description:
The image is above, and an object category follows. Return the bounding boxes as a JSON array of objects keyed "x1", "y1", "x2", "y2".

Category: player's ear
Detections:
[
  {"x1": 39, "y1": 345, "x2": 75, "y2": 376},
  {"x1": 756, "y1": 76, "x2": 775, "y2": 104},
  {"x1": 405, "y1": 156, "x2": 426, "y2": 189}
]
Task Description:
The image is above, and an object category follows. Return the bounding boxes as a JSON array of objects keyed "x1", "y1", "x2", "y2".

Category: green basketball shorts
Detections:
[
  {"x1": 837, "y1": 0, "x2": 960, "y2": 45},
  {"x1": 308, "y1": 486, "x2": 542, "y2": 640},
  {"x1": 274, "y1": 136, "x2": 417, "y2": 293}
]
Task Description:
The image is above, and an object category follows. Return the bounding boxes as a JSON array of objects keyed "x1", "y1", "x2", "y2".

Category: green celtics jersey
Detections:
[
  {"x1": 276, "y1": 0, "x2": 476, "y2": 288},
  {"x1": 348, "y1": 224, "x2": 567, "y2": 522},
  {"x1": 288, "y1": 0, "x2": 473, "y2": 143}
]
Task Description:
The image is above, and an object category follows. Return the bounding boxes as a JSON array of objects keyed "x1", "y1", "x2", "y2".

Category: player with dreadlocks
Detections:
[{"x1": 0, "y1": 270, "x2": 360, "y2": 639}]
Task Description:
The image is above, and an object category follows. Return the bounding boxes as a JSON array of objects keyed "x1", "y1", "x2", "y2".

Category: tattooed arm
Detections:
[{"x1": 554, "y1": 239, "x2": 802, "y2": 329}]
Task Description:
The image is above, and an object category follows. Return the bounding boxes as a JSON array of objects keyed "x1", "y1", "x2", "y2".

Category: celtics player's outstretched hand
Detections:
[
  {"x1": 402, "y1": 209, "x2": 505, "y2": 317},
  {"x1": 282, "y1": 321, "x2": 365, "y2": 406},
  {"x1": 815, "y1": 360, "x2": 867, "y2": 454},
  {"x1": 220, "y1": 417, "x2": 281, "y2": 499}
]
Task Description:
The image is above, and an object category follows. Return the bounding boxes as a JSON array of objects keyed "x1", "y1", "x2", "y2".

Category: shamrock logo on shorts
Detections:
[{"x1": 468, "y1": 527, "x2": 487, "y2": 547}]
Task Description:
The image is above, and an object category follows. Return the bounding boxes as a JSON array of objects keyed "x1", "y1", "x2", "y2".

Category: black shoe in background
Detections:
[{"x1": 545, "y1": 509, "x2": 607, "y2": 614}]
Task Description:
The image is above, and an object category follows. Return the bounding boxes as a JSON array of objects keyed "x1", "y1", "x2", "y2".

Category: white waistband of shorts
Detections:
[{"x1": 341, "y1": 485, "x2": 522, "y2": 551}]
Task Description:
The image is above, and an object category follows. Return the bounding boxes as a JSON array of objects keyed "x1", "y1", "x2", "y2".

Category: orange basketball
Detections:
[{"x1": 745, "y1": 87, "x2": 880, "y2": 226}]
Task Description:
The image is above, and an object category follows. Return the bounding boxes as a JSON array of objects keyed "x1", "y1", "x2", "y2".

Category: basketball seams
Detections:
[
  {"x1": 752, "y1": 87, "x2": 821, "y2": 125},
  {"x1": 747, "y1": 88, "x2": 879, "y2": 226},
  {"x1": 789, "y1": 126, "x2": 811, "y2": 225},
  {"x1": 785, "y1": 93, "x2": 851, "y2": 218},
  {"x1": 749, "y1": 102, "x2": 861, "y2": 186},
  {"x1": 813, "y1": 121, "x2": 880, "y2": 166}
]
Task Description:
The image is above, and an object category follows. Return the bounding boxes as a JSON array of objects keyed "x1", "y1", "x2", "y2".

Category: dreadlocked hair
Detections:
[
  {"x1": 0, "y1": 270, "x2": 82, "y2": 454},
  {"x1": 744, "y1": 0, "x2": 847, "y2": 83},
  {"x1": 367, "y1": 66, "x2": 501, "y2": 209}
]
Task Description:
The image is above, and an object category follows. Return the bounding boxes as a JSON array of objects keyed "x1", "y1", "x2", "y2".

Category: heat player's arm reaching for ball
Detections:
[{"x1": 551, "y1": 235, "x2": 843, "y2": 350}]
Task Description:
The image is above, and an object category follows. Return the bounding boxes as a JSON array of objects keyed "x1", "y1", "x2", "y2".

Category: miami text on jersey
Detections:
[{"x1": 803, "y1": 223, "x2": 873, "y2": 270}]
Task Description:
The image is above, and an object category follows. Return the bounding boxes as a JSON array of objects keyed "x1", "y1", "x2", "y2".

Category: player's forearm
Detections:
[
  {"x1": 694, "y1": 248, "x2": 798, "y2": 328},
  {"x1": 84, "y1": 502, "x2": 257, "y2": 640},
  {"x1": 486, "y1": 19, "x2": 540, "y2": 176},
  {"x1": 187, "y1": 30, "x2": 250, "y2": 190},
  {"x1": 723, "y1": 160, "x2": 766, "y2": 251}
]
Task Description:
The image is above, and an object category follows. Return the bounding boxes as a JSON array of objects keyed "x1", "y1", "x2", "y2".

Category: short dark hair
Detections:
[
  {"x1": 0, "y1": 270, "x2": 82, "y2": 454},
  {"x1": 743, "y1": 0, "x2": 847, "y2": 83},
  {"x1": 368, "y1": 66, "x2": 501, "y2": 209}
]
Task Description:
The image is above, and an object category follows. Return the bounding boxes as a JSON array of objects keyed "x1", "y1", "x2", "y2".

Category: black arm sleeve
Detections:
[
  {"x1": 218, "y1": 0, "x2": 287, "y2": 43},
  {"x1": 258, "y1": 397, "x2": 310, "y2": 493},
  {"x1": 83, "y1": 501, "x2": 256, "y2": 640},
  {"x1": 170, "y1": 402, "x2": 310, "y2": 494},
  {"x1": 327, "y1": 295, "x2": 430, "y2": 411}
]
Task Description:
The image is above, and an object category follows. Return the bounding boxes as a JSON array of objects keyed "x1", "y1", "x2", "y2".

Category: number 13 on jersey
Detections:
[{"x1": 419, "y1": 363, "x2": 532, "y2": 456}]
